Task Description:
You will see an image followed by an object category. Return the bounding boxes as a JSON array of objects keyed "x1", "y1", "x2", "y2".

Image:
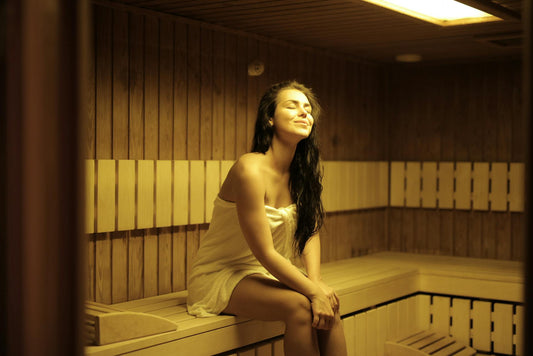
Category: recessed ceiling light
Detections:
[
  {"x1": 395, "y1": 54, "x2": 422, "y2": 62},
  {"x1": 361, "y1": 0, "x2": 502, "y2": 26}
]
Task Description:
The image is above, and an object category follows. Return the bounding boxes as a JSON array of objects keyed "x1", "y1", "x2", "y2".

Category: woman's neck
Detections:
[{"x1": 265, "y1": 137, "x2": 297, "y2": 175}]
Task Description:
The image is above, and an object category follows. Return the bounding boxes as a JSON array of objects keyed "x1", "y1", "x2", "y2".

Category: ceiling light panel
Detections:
[{"x1": 361, "y1": 0, "x2": 502, "y2": 26}]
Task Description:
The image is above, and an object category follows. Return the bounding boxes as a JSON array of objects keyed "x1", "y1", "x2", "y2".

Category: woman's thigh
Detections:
[{"x1": 223, "y1": 274, "x2": 310, "y2": 322}]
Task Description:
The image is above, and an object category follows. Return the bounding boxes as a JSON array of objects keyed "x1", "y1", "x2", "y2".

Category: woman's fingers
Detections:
[
  {"x1": 326, "y1": 292, "x2": 339, "y2": 313},
  {"x1": 330, "y1": 291, "x2": 339, "y2": 310},
  {"x1": 312, "y1": 310, "x2": 320, "y2": 328},
  {"x1": 310, "y1": 293, "x2": 336, "y2": 329},
  {"x1": 313, "y1": 310, "x2": 335, "y2": 330}
]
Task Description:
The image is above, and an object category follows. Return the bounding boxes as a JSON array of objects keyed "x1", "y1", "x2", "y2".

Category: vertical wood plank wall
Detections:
[
  {"x1": 386, "y1": 62, "x2": 524, "y2": 262},
  {"x1": 87, "y1": 3, "x2": 387, "y2": 303},
  {"x1": 87, "y1": 3, "x2": 524, "y2": 304}
]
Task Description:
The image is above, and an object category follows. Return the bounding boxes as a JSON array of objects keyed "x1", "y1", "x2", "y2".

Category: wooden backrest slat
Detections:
[
  {"x1": 509, "y1": 163, "x2": 525, "y2": 212},
  {"x1": 455, "y1": 162, "x2": 471, "y2": 210},
  {"x1": 438, "y1": 162, "x2": 454, "y2": 209},
  {"x1": 189, "y1": 160, "x2": 205, "y2": 224},
  {"x1": 473, "y1": 162, "x2": 489, "y2": 210},
  {"x1": 490, "y1": 163, "x2": 508, "y2": 212},
  {"x1": 390, "y1": 161, "x2": 405, "y2": 207},
  {"x1": 471, "y1": 301, "x2": 491, "y2": 352},
  {"x1": 118, "y1": 160, "x2": 135, "y2": 230},
  {"x1": 86, "y1": 160, "x2": 95, "y2": 233},
  {"x1": 137, "y1": 160, "x2": 154, "y2": 229},
  {"x1": 421, "y1": 162, "x2": 437, "y2": 208},
  {"x1": 205, "y1": 160, "x2": 220, "y2": 223},
  {"x1": 492, "y1": 303, "x2": 513, "y2": 354},
  {"x1": 156, "y1": 160, "x2": 172, "y2": 227},
  {"x1": 406, "y1": 162, "x2": 421, "y2": 208},
  {"x1": 97, "y1": 160, "x2": 116, "y2": 232},
  {"x1": 450, "y1": 298, "x2": 470, "y2": 346},
  {"x1": 173, "y1": 160, "x2": 189, "y2": 226}
]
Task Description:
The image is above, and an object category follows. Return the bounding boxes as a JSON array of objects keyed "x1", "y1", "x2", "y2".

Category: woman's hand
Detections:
[
  {"x1": 315, "y1": 280, "x2": 340, "y2": 313},
  {"x1": 310, "y1": 292, "x2": 335, "y2": 330}
]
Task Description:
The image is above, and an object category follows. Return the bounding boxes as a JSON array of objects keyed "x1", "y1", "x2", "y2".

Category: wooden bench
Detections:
[
  {"x1": 385, "y1": 330, "x2": 476, "y2": 356},
  {"x1": 85, "y1": 252, "x2": 523, "y2": 356}
]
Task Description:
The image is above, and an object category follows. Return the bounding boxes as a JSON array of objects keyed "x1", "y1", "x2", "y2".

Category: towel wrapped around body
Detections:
[{"x1": 187, "y1": 196, "x2": 298, "y2": 317}]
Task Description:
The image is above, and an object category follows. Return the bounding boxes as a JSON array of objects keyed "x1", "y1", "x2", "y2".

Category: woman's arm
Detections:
[
  {"x1": 232, "y1": 157, "x2": 334, "y2": 329},
  {"x1": 301, "y1": 233, "x2": 340, "y2": 312},
  {"x1": 300, "y1": 233, "x2": 322, "y2": 282}
]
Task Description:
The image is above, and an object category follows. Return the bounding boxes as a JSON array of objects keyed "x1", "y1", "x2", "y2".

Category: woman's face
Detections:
[{"x1": 270, "y1": 89, "x2": 314, "y2": 141}]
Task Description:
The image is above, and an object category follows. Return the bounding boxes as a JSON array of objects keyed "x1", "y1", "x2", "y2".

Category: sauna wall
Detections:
[
  {"x1": 86, "y1": 3, "x2": 387, "y2": 303},
  {"x1": 385, "y1": 61, "x2": 524, "y2": 261}
]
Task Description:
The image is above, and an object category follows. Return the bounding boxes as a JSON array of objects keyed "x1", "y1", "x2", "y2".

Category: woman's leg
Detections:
[
  {"x1": 223, "y1": 274, "x2": 319, "y2": 356},
  {"x1": 317, "y1": 311, "x2": 348, "y2": 356}
]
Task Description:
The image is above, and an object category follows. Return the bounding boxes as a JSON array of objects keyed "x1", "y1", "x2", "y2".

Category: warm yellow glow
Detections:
[{"x1": 362, "y1": 0, "x2": 502, "y2": 26}]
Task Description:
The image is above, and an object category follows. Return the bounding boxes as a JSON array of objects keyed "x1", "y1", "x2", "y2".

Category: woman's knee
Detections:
[{"x1": 282, "y1": 292, "x2": 313, "y2": 325}]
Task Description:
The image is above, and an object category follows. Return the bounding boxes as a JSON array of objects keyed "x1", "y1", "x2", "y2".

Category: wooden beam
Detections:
[
  {"x1": 523, "y1": 1, "x2": 532, "y2": 355},
  {"x1": 4, "y1": 0, "x2": 89, "y2": 355}
]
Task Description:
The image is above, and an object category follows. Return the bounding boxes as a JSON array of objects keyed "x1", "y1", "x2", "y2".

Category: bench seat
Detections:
[
  {"x1": 385, "y1": 330, "x2": 477, "y2": 356},
  {"x1": 85, "y1": 252, "x2": 523, "y2": 356}
]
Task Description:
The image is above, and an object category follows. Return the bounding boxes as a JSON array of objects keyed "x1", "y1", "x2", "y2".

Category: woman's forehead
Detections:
[{"x1": 277, "y1": 89, "x2": 310, "y2": 105}]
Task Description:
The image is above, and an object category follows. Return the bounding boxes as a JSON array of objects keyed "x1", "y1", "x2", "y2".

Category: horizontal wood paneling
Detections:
[
  {"x1": 86, "y1": 159, "x2": 389, "y2": 233},
  {"x1": 389, "y1": 161, "x2": 525, "y2": 212}
]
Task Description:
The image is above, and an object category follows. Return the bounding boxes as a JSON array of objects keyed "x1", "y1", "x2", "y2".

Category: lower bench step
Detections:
[{"x1": 385, "y1": 330, "x2": 477, "y2": 356}]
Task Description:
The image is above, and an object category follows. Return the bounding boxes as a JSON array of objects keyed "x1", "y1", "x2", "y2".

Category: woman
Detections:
[{"x1": 187, "y1": 81, "x2": 347, "y2": 356}]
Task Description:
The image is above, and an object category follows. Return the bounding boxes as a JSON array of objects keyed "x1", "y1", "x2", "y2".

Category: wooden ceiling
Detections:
[{"x1": 106, "y1": 0, "x2": 523, "y2": 63}]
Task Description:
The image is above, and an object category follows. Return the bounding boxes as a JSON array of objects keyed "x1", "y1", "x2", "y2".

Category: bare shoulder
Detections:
[
  {"x1": 219, "y1": 153, "x2": 266, "y2": 202},
  {"x1": 232, "y1": 153, "x2": 267, "y2": 181}
]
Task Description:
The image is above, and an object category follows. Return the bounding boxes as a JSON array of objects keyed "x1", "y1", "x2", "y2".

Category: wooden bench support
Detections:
[
  {"x1": 385, "y1": 330, "x2": 477, "y2": 356},
  {"x1": 86, "y1": 301, "x2": 178, "y2": 346}
]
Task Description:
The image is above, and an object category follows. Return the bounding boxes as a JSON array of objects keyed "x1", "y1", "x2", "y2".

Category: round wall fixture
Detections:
[
  {"x1": 395, "y1": 54, "x2": 422, "y2": 63},
  {"x1": 248, "y1": 60, "x2": 265, "y2": 76}
]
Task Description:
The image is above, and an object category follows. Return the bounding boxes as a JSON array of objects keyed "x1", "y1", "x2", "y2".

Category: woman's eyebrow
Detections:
[{"x1": 284, "y1": 99, "x2": 312, "y2": 107}]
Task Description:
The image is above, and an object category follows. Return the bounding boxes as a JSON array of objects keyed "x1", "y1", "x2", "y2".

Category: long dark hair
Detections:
[{"x1": 251, "y1": 81, "x2": 324, "y2": 255}]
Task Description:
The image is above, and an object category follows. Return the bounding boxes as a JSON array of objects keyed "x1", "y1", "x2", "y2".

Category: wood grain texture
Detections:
[
  {"x1": 137, "y1": 160, "x2": 154, "y2": 229},
  {"x1": 158, "y1": 227, "x2": 172, "y2": 295},
  {"x1": 86, "y1": 160, "x2": 96, "y2": 233},
  {"x1": 112, "y1": 231, "x2": 128, "y2": 303},
  {"x1": 200, "y1": 26, "x2": 214, "y2": 160},
  {"x1": 87, "y1": 3, "x2": 523, "y2": 305},
  {"x1": 95, "y1": 6, "x2": 113, "y2": 160},
  {"x1": 173, "y1": 22, "x2": 188, "y2": 160},
  {"x1": 97, "y1": 160, "x2": 116, "y2": 232},
  {"x1": 471, "y1": 301, "x2": 491, "y2": 352},
  {"x1": 128, "y1": 12, "x2": 144, "y2": 160},
  {"x1": 450, "y1": 298, "x2": 470, "y2": 346},
  {"x1": 491, "y1": 162, "x2": 508, "y2": 212},
  {"x1": 172, "y1": 226, "x2": 187, "y2": 292},
  {"x1": 113, "y1": 9, "x2": 129, "y2": 160},
  {"x1": 128, "y1": 230, "x2": 144, "y2": 300},
  {"x1": 118, "y1": 160, "x2": 135, "y2": 230},
  {"x1": 159, "y1": 19, "x2": 174, "y2": 160},
  {"x1": 155, "y1": 161, "x2": 172, "y2": 227},
  {"x1": 144, "y1": 16, "x2": 159, "y2": 160},
  {"x1": 421, "y1": 162, "x2": 437, "y2": 208},
  {"x1": 144, "y1": 228, "x2": 158, "y2": 298}
]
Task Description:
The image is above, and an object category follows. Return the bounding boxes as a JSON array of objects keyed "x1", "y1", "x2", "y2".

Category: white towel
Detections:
[{"x1": 187, "y1": 196, "x2": 297, "y2": 317}]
